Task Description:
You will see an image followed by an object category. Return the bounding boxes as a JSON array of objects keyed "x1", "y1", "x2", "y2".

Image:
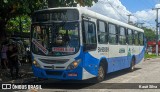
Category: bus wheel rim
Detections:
[{"x1": 98, "y1": 66, "x2": 104, "y2": 80}]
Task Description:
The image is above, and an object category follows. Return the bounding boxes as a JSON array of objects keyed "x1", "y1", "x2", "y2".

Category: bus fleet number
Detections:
[{"x1": 98, "y1": 47, "x2": 109, "y2": 53}]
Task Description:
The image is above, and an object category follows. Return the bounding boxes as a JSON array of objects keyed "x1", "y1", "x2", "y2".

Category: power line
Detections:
[
  {"x1": 132, "y1": 14, "x2": 155, "y2": 26},
  {"x1": 99, "y1": 0, "x2": 155, "y2": 27},
  {"x1": 106, "y1": 0, "x2": 128, "y2": 22}
]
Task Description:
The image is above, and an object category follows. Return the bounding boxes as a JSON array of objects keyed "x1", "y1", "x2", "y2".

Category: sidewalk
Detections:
[{"x1": 0, "y1": 64, "x2": 34, "y2": 83}]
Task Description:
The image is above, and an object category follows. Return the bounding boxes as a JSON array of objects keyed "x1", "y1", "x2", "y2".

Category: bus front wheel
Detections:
[{"x1": 97, "y1": 63, "x2": 106, "y2": 82}]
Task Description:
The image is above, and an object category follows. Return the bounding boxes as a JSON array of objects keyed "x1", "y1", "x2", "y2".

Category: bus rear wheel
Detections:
[
  {"x1": 97, "y1": 63, "x2": 106, "y2": 82},
  {"x1": 129, "y1": 58, "x2": 135, "y2": 72}
]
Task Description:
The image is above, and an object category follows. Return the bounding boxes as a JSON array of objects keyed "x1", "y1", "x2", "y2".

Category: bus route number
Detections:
[{"x1": 98, "y1": 47, "x2": 109, "y2": 53}]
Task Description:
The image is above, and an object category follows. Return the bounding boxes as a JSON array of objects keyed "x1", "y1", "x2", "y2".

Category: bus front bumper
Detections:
[{"x1": 32, "y1": 65, "x2": 84, "y2": 80}]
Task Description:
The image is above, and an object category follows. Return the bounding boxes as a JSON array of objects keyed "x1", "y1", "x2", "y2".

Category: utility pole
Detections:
[
  {"x1": 127, "y1": 14, "x2": 133, "y2": 24},
  {"x1": 152, "y1": 8, "x2": 160, "y2": 56},
  {"x1": 137, "y1": 23, "x2": 144, "y2": 28}
]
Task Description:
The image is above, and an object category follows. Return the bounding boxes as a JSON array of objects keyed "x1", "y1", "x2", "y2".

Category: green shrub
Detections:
[{"x1": 144, "y1": 53, "x2": 159, "y2": 59}]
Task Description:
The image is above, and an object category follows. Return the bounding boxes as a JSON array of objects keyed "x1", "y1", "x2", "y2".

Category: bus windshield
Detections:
[{"x1": 31, "y1": 22, "x2": 80, "y2": 56}]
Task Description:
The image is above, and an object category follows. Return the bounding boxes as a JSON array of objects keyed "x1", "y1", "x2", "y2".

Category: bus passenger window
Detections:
[
  {"x1": 127, "y1": 29, "x2": 133, "y2": 45},
  {"x1": 109, "y1": 24, "x2": 118, "y2": 45},
  {"x1": 97, "y1": 21, "x2": 108, "y2": 44},
  {"x1": 139, "y1": 32, "x2": 144, "y2": 45},
  {"x1": 134, "y1": 31, "x2": 139, "y2": 45},
  {"x1": 119, "y1": 27, "x2": 126, "y2": 45},
  {"x1": 83, "y1": 20, "x2": 97, "y2": 51}
]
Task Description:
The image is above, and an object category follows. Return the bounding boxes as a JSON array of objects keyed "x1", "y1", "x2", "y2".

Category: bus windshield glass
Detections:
[{"x1": 31, "y1": 22, "x2": 79, "y2": 56}]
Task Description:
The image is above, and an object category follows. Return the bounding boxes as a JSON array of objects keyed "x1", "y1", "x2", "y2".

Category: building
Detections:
[{"x1": 147, "y1": 41, "x2": 160, "y2": 53}]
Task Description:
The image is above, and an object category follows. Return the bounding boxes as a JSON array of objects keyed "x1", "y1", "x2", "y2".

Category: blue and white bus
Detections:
[{"x1": 31, "y1": 7, "x2": 145, "y2": 82}]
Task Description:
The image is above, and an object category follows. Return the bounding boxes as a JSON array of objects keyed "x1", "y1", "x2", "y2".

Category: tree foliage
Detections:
[
  {"x1": 143, "y1": 27, "x2": 156, "y2": 42},
  {"x1": 48, "y1": 0, "x2": 98, "y2": 7},
  {"x1": 0, "y1": 0, "x2": 46, "y2": 39},
  {"x1": 0, "y1": 0, "x2": 46, "y2": 17},
  {"x1": 7, "y1": 15, "x2": 31, "y2": 33},
  {"x1": 0, "y1": 0, "x2": 97, "y2": 40}
]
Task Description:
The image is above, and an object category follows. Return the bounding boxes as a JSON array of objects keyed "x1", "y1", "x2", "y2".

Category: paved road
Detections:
[{"x1": 1, "y1": 58, "x2": 160, "y2": 92}]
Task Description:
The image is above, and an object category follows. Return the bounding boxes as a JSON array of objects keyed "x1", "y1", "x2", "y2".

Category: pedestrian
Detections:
[
  {"x1": 7, "y1": 43, "x2": 19, "y2": 79},
  {"x1": 1, "y1": 41, "x2": 8, "y2": 69},
  {"x1": 26, "y1": 47, "x2": 32, "y2": 64}
]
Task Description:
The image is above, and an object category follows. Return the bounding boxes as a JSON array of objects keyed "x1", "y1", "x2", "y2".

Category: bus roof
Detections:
[{"x1": 35, "y1": 7, "x2": 144, "y2": 32}]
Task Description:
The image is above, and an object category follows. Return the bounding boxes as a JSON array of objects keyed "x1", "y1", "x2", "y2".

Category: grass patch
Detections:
[{"x1": 145, "y1": 53, "x2": 160, "y2": 59}]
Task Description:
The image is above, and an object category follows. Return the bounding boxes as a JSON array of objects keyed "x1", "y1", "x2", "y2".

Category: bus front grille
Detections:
[
  {"x1": 45, "y1": 71, "x2": 63, "y2": 76},
  {"x1": 40, "y1": 59, "x2": 68, "y2": 64}
]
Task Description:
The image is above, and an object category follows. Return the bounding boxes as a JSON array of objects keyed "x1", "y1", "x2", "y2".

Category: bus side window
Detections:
[
  {"x1": 127, "y1": 29, "x2": 133, "y2": 45},
  {"x1": 139, "y1": 32, "x2": 144, "y2": 45},
  {"x1": 97, "y1": 20, "x2": 108, "y2": 44},
  {"x1": 82, "y1": 20, "x2": 97, "y2": 51},
  {"x1": 108, "y1": 23, "x2": 118, "y2": 45},
  {"x1": 132, "y1": 30, "x2": 135, "y2": 45},
  {"x1": 134, "y1": 31, "x2": 139, "y2": 45},
  {"x1": 119, "y1": 27, "x2": 126, "y2": 45}
]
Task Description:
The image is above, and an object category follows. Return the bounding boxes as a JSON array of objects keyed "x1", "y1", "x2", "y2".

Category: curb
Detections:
[{"x1": 144, "y1": 57, "x2": 160, "y2": 61}]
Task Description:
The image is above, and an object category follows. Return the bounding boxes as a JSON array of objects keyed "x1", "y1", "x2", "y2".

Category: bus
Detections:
[{"x1": 31, "y1": 7, "x2": 145, "y2": 82}]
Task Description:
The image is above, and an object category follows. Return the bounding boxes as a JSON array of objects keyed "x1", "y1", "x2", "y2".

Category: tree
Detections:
[
  {"x1": 0, "y1": 0, "x2": 47, "y2": 40},
  {"x1": 48, "y1": 0, "x2": 98, "y2": 8},
  {"x1": 143, "y1": 27, "x2": 156, "y2": 42},
  {"x1": 7, "y1": 15, "x2": 31, "y2": 34},
  {"x1": 0, "y1": 0, "x2": 98, "y2": 41}
]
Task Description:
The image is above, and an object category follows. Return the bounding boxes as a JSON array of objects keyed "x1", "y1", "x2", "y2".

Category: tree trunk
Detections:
[{"x1": 0, "y1": 20, "x2": 7, "y2": 42}]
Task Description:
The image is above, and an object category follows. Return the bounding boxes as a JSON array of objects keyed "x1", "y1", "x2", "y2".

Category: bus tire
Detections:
[
  {"x1": 129, "y1": 57, "x2": 135, "y2": 72},
  {"x1": 97, "y1": 62, "x2": 106, "y2": 82}
]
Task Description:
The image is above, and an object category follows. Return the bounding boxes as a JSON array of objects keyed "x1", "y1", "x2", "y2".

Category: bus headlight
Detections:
[
  {"x1": 67, "y1": 59, "x2": 81, "y2": 70},
  {"x1": 33, "y1": 60, "x2": 40, "y2": 68}
]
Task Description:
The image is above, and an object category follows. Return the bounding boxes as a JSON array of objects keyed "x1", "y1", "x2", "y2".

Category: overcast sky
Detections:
[{"x1": 85, "y1": 0, "x2": 160, "y2": 29}]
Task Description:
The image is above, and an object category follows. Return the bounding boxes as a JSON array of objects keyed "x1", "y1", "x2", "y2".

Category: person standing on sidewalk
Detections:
[
  {"x1": 7, "y1": 43, "x2": 19, "y2": 79},
  {"x1": 1, "y1": 41, "x2": 8, "y2": 69}
]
